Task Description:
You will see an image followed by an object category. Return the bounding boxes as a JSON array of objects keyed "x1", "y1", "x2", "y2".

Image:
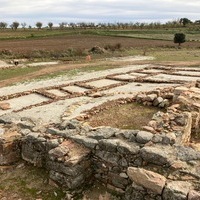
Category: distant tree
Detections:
[
  {"x1": 36, "y1": 22, "x2": 42, "y2": 30},
  {"x1": 174, "y1": 33, "x2": 186, "y2": 47},
  {"x1": 48, "y1": 22, "x2": 53, "y2": 29},
  {"x1": 0, "y1": 22, "x2": 7, "y2": 29},
  {"x1": 59, "y1": 22, "x2": 66, "y2": 29},
  {"x1": 12, "y1": 21, "x2": 19, "y2": 30},
  {"x1": 21, "y1": 22, "x2": 27, "y2": 30},
  {"x1": 180, "y1": 18, "x2": 192, "y2": 26}
]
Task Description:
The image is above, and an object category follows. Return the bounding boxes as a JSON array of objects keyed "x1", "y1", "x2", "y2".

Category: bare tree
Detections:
[
  {"x1": 21, "y1": 22, "x2": 27, "y2": 30},
  {"x1": 36, "y1": 22, "x2": 43, "y2": 30}
]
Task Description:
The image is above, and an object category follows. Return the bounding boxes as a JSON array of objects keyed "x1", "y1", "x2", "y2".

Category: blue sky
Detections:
[{"x1": 0, "y1": 0, "x2": 199, "y2": 26}]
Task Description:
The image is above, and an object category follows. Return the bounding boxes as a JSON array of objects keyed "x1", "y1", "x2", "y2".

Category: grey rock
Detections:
[
  {"x1": 32, "y1": 125, "x2": 47, "y2": 133},
  {"x1": 47, "y1": 139, "x2": 60, "y2": 149},
  {"x1": 163, "y1": 181, "x2": 192, "y2": 200},
  {"x1": 152, "y1": 134, "x2": 163, "y2": 143},
  {"x1": 18, "y1": 120, "x2": 35, "y2": 129},
  {"x1": 115, "y1": 130, "x2": 138, "y2": 139},
  {"x1": 60, "y1": 119, "x2": 80, "y2": 130},
  {"x1": 26, "y1": 132, "x2": 40, "y2": 140},
  {"x1": 98, "y1": 139, "x2": 118, "y2": 152},
  {"x1": 0, "y1": 113, "x2": 21, "y2": 124},
  {"x1": 136, "y1": 131, "x2": 153, "y2": 144},
  {"x1": 159, "y1": 99, "x2": 169, "y2": 108},
  {"x1": 95, "y1": 150, "x2": 120, "y2": 165},
  {"x1": 162, "y1": 132, "x2": 176, "y2": 145},
  {"x1": 119, "y1": 157, "x2": 128, "y2": 167},
  {"x1": 99, "y1": 139, "x2": 139, "y2": 154},
  {"x1": 117, "y1": 140, "x2": 140, "y2": 155},
  {"x1": 108, "y1": 172, "x2": 129, "y2": 189},
  {"x1": 20, "y1": 128, "x2": 31, "y2": 136},
  {"x1": 136, "y1": 94, "x2": 147, "y2": 103},
  {"x1": 69, "y1": 135, "x2": 98, "y2": 149},
  {"x1": 140, "y1": 145, "x2": 176, "y2": 166},
  {"x1": 176, "y1": 145, "x2": 200, "y2": 161},
  {"x1": 48, "y1": 145, "x2": 70, "y2": 160},
  {"x1": 153, "y1": 97, "x2": 164, "y2": 106},
  {"x1": 47, "y1": 128, "x2": 66, "y2": 136},
  {"x1": 120, "y1": 173, "x2": 128, "y2": 179},
  {"x1": 146, "y1": 94, "x2": 158, "y2": 102},
  {"x1": 174, "y1": 115, "x2": 187, "y2": 126},
  {"x1": 87, "y1": 127, "x2": 117, "y2": 140}
]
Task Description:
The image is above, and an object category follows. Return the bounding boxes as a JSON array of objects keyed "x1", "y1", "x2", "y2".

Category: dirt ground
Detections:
[
  {"x1": 86, "y1": 102, "x2": 161, "y2": 129},
  {"x1": 0, "y1": 35, "x2": 199, "y2": 53}
]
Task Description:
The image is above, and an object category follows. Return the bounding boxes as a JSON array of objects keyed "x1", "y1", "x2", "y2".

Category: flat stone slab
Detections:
[
  {"x1": 0, "y1": 93, "x2": 50, "y2": 113},
  {"x1": 103, "y1": 82, "x2": 178, "y2": 94},
  {"x1": 129, "y1": 72, "x2": 147, "y2": 77},
  {"x1": 174, "y1": 70, "x2": 200, "y2": 76},
  {"x1": 145, "y1": 74, "x2": 200, "y2": 82},
  {"x1": 85, "y1": 79, "x2": 121, "y2": 88},
  {"x1": 112, "y1": 74, "x2": 136, "y2": 80},
  {"x1": 47, "y1": 89, "x2": 68, "y2": 97},
  {"x1": 62, "y1": 86, "x2": 89, "y2": 93}
]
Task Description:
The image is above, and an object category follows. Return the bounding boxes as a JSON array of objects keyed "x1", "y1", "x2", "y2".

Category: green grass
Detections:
[
  {"x1": 0, "y1": 27, "x2": 200, "y2": 41},
  {"x1": 0, "y1": 28, "x2": 78, "y2": 40},
  {"x1": 0, "y1": 66, "x2": 42, "y2": 81},
  {"x1": 149, "y1": 49, "x2": 200, "y2": 62},
  {"x1": 81, "y1": 28, "x2": 200, "y2": 41},
  {"x1": 126, "y1": 47, "x2": 200, "y2": 62}
]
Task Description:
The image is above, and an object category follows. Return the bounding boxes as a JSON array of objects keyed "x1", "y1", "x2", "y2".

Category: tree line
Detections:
[{"x1": 0, "y1": 18, "x2": 199, "y2": 30}]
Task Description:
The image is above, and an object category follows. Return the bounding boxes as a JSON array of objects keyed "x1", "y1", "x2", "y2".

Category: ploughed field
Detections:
[{"x1": 0, "y1": 34, "x2": 200, "y2": 53}]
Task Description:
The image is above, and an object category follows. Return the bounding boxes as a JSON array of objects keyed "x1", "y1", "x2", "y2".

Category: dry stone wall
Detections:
[{"x1": 1, "y1": 83, "x2": 200, "y2": 199}]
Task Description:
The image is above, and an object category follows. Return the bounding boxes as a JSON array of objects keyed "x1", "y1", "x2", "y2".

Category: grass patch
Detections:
[
  {"x1": 87, "y1": 102, "x2": 160, "y2": 130},
  {"x1": 150, "y1": 49, "x2": 200, "y2": 62},
  {"x1": 0, "y1": 66, "x2": 42, "y2": 81}
]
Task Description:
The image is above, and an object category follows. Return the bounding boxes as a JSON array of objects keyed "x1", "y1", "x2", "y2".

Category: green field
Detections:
[{"x1": 0, "y1": 27, "x2": 200, "y2": 41}]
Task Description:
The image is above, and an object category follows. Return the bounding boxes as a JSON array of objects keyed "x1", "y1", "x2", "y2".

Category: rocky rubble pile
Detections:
[{"x1": 1, "y1": 83, "x2": 200, "y2": 199}]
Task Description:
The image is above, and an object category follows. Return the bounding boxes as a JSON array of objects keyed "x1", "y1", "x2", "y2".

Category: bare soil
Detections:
[
  {"x1": 0, "y1": 35, "x2": 199, "y2": 53},
  {"x1": 0, "y1": 162, "x2": 65, "y2": 200},
  {"x1": 87, "y1": 102, "x2": 161, "y2": 129}
]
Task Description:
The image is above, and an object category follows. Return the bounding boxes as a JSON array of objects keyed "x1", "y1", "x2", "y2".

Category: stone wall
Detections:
[{"x1": 1, "y1": 83, "x2": 200, "y2": 199}]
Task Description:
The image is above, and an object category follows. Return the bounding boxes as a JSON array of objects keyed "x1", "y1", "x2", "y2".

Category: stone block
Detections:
[
  {"x1": 127, "y1": 167, "x2": 166, "y2": 195},
  {"x1": 140, "y1": 145, "x2": 176, "y2": 166},
  {"x1": 153, "y1": 97, "x2": 163, "y2": 106},
  {"x1": 0, "y1": 130, "x2": 21, "y2": 165},
  {"x1": 136, "y1": 131, "x2": 153, "y2": 144}
]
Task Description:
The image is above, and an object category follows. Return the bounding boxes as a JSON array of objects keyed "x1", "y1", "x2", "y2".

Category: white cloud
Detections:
[{"x1": 0, "y1": 0, "x2": 199, "y2": 26}]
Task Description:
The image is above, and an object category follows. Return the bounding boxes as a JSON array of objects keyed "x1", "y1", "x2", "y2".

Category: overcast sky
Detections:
[{"x1": 0, "y1": 0, "x2": 200, "y2": 26}]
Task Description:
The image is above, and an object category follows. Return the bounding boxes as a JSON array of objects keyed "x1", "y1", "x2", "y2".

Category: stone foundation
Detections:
[{"x1": 1, "y1": 83, "x2": 200, "y2": 199}]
